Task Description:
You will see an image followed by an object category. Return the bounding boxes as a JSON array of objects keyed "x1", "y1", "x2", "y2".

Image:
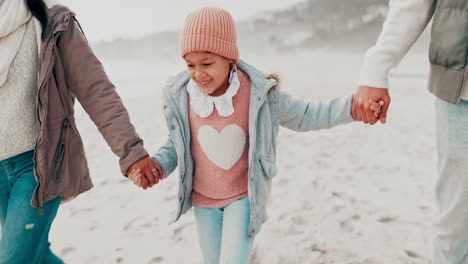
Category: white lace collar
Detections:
[{"x1": 187, "y1": 66, "x2": 240, "y2": 118}]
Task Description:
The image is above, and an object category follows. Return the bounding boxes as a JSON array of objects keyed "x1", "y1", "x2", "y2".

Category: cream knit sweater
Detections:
[{"x1": 0, "y1": 18, "x2": 40, "y2": 160}]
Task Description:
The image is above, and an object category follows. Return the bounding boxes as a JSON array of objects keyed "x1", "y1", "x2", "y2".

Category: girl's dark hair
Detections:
[{"x1": 25, "y1": 0, "x2": 48, "y2": 39}]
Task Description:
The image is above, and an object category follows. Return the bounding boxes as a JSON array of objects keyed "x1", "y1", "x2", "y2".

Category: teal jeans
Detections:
[
  {"x1": 0, "y1": 150, "x2": 63, "y2": 264},
  {"x1": 434, "y1": 99, "x2": 468, "y2": 264},
  {"x1": 194, "y1": 196, "x2": 253, "y2": 264}
]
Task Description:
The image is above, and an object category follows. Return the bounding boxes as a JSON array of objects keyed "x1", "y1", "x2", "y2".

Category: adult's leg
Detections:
[
  {"x1": 433, "y1": 99, "x2": 468, "y2": 264},
  {"x1": 0, "y1": 160, "x2": 11, "y2": 229},
  {"x1": 0, "y1": 151, "x2": 63, "y2": 264}
]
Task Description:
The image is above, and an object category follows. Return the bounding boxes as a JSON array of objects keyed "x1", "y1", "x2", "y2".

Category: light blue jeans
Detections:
[
  {"x1": 0, "y1": 150, "x2": 63, "y2": 264},
  {"x1": 433, "y1": 99, "x2": 468, "y2": 264},
  {"x1": 194, "y1": 196, "x2": 253, "y2": 264}
]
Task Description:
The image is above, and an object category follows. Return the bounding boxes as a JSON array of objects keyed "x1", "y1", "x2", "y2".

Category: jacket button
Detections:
[
  {"x1": 163, "y1": 105, "x2": 168, "y2": 110},
  {"x1": 250, "y1": 178, "x2": 254, "y2": 182},
  {"x1": 179, "y1": 196, "x2": 183, "y2": 201},
  {"x1": 171, "y1": 125, "x2": 176, "y2": 130}
]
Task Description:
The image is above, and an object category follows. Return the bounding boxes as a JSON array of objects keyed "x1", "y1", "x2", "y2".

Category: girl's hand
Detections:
[
  {"x1": 128, "y1": 168, "x2": 144, "y2": 188},
  {"x1": 369, "y1": 100, "x2": 385, "y2": 119}
]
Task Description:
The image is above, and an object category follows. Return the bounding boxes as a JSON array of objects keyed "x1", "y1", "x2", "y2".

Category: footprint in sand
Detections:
[
  {"x1": 168, "y1": 184, "x2": 176, "y2": 192},
  {"x1": 164, "y1": 195, "x2": 176, "y2": 201},
  {"x1": 69, "y1": 207, "x2": 95, "y2": 217},
  {"x1": 99, "y1": 180, "x2": 109, "y2": 186},
  {"x1": 339, "y1": 214, "x2": 360, "y2": 233},
  {"x1": 123, "y1": 219, "x2": 136, "y2": 231},
  {"x1": 278, "y1": 213, "x2": 288, "y2": 221},
  {"x1": 173, "y1": 225, "x2": 184, "y2": 236},
  {"x1": 355, "y1": 165, "x2": 366, "y2": 172},
  {"x1": 173, "y1": 223, "x2": 193, "y2": 242},
  {"x1": 86, "y1": 256, "x2": 99, "y2": 263},
  {"x1": 60, "y1": 247, "x2": 76, "y2": 256},
  {"x1": 331, "y1": 204, "x2": 346, "y2": 214},
  {"x1": 292, "y1": 215, "x2": 307, "y2": 226},
  {"x1": 377, "y1": 216, "x2": 397, "y2": 223},
  {"x1": 148, "y1": 256, "x2": 164, "y2": 263},
  {"x1": 81, "y1": 207, "x2": 95, "y2": 213},
  {"x1": 308, "y1": 244, "x2": 327, "y2": 254},
  {"x1": 404, "y1": 249, "x2": 425, "y2": 259},
  {"x1": 310, "y1": 179, "x2": 318, "y2": 188},
  {"x1": 351, "y1": 214, "x2": 360, "y2": 220},
  {"x1": 331, "y1": 192, "x2": 357, "y2": 204},
  {"x1": 418, "y1": 205, "x2": 428, "y2": 211},
  {"x1": 286, "y1": 215, "x2": 307, "y2": 235},
  {"x1": 123, "y1": 217, "x2": 152, "y2": 231},
  {"x1": 141, "y1": 222, "x2": 152, "y2": 228},
  {"x1": 277, "y1": 178, "x2": 289, "y2": 185}
]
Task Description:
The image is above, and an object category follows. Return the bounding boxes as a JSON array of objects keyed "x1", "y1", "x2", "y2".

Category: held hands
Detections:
[
  {"x1": 128, "y1": 167, "x2": 162, "y2": 189},
  {"x1": 370, "y1": 100, "x2": 385, "y2": 119},
  {"x1": 352, "y1": 86, "x2": 391, "y2": 125},
  {"x1": 126, "y1": 156, "x2": 163, "y2": 189},
  {"x1": 353, "y1": 96, "x2": 385, "y2": 122}
]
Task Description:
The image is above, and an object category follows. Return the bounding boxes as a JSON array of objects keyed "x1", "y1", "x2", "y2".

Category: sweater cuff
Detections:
[
  {"x1": 154, "y1": 161, "x2": 164, "y2": 179},
  {"x1": 151, "y1": 156, "x2": 168, "y2": 179},
  {"x1": 120, "y1": 146, "x2": 149, "y2": 176},
  {"x1": 358, "y1": 51, "x2": 391, "y2": 89}
]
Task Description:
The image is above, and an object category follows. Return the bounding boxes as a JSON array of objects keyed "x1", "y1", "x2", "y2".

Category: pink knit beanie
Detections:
[{"x1": 180, "y1": 7, "x2": 239, "y2": 62}]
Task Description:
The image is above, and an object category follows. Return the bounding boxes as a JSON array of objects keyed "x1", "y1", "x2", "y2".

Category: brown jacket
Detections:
[{"x1": 32, "y1": 5, "x2": 148, "y2": 208}]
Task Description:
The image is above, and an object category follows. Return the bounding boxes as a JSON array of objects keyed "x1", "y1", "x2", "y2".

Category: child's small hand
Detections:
[
  {"x1": 369, "y1": 100, "x2": 385, "y2": 119},
  {"x1": 128, "y1": 168, "x2": 144, "y2": 188}
]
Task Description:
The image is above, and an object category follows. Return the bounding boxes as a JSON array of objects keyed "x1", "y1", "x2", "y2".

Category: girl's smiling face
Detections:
[{"x1": 184, "y1": 52, "x2": 234, "y2": 96}]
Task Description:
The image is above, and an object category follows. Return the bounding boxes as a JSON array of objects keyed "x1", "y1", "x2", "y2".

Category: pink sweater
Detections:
[{"x1": 190, "y1": 70, "x2": 251, "y2": 208}]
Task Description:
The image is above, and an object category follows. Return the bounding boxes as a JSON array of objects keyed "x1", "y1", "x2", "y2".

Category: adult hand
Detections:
[
  {"x1": 128, "y1": 168, "x2": 161, "y2": 189},
  {"x1": 352, "y1": 86, "x2": 391, "y2": 125},
  {"x1": 127, "y1": 156, "x2": 162, "y2": 189}
]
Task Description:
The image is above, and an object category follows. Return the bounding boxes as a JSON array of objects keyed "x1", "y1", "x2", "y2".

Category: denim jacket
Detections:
[{"x1": 152, "y1": 60, "x2": 354, "y2": 238}]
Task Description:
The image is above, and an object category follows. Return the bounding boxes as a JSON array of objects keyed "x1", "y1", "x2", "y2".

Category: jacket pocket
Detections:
[
  {"x1": 259, "y1": 155, "x2": 278, "y2": 178},
  {"x1": 52, "y1": 117, "x2": 70, "y2": 182}
]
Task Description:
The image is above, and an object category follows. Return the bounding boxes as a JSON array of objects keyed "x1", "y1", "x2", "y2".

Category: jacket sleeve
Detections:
[
  {"x1": 358, "y1": 0, "x2": 436, "y2": 89},
  {"x1": 151, "y1": 137, "x2": 178, "y2": 178},
  {"x1": 275, "y1": 89, "x2": 355, "y2": 131},
  {"x1": 57, "y1": 18, "x2": 149, "y2": 176}
]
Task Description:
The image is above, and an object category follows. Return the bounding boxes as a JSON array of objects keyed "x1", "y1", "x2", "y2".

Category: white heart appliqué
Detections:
[{"x1": 197, "y1": 124, "x2": 246, "y2": 171}]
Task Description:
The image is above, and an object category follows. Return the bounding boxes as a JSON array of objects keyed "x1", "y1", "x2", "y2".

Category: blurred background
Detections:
[{"x1": 53, "y1": 0, "x2": 434, "y2": 263}]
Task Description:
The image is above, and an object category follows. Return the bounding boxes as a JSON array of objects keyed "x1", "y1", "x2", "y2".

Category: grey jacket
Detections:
[
  {"x1": 32, "y1": 6, "x2": 148, "y2": 208},
  {"x1": 152, "y1": 60, "x2": 354, "y2": 238},
  {"x1": 428, "y1": 0, "x2": 468, "y2": 103}
]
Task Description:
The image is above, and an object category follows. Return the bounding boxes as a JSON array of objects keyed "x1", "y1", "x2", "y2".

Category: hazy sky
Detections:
[{"x1": 60, "y1": 0, "x2": 307, "y2": 43}]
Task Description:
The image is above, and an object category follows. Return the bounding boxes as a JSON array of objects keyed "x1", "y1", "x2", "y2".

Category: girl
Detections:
[
  {"x1": 0, "y1": 0, "x2": 159, "y2": 263},
  {"x1": 129, "y1": 7, "x2": 382, "y2": 263}
]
